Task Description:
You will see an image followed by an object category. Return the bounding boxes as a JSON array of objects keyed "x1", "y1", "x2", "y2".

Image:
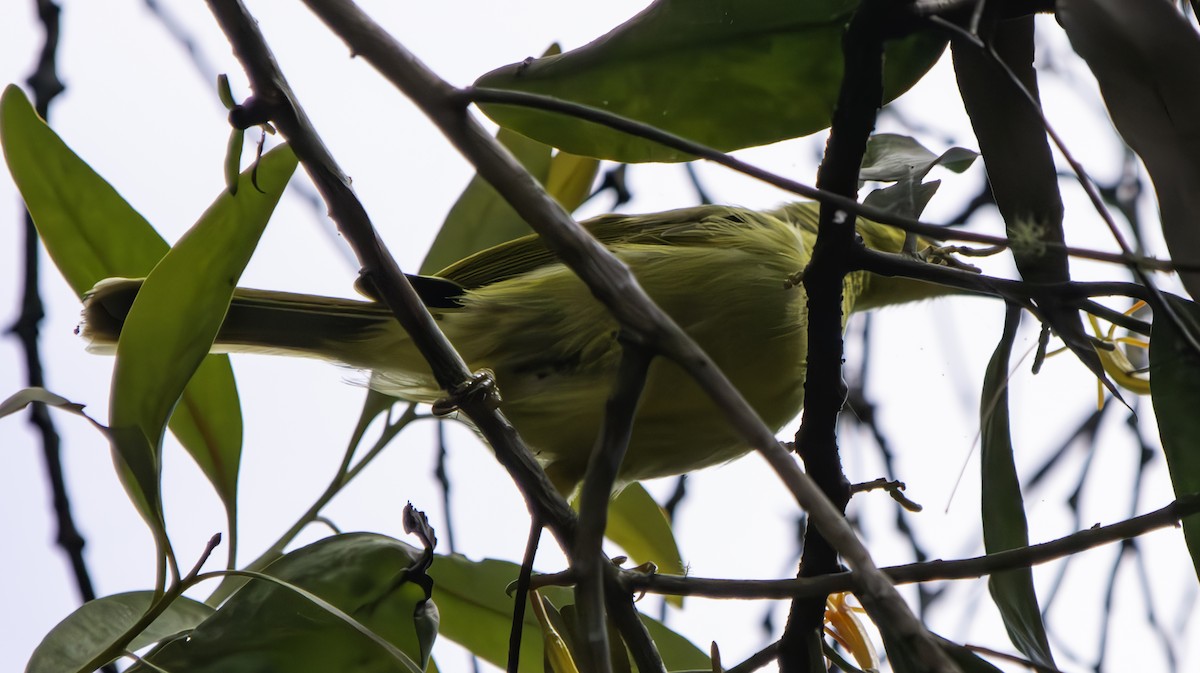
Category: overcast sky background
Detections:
[{"x1": 2, "y1": 2, "x2": 1197, "y2": 672}]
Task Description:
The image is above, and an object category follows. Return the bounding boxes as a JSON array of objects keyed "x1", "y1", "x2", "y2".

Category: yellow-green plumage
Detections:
[{"x1": 80, "y1": 202, "x2": 941, "y2": 492}]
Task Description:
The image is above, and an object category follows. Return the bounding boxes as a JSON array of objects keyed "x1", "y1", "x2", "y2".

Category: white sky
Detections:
[{"x1": 1, "y1": 2, "x2": 1196, "y2": 672}]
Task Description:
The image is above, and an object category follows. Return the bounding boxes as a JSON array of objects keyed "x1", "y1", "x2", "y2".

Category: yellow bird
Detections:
[{"x1": 79, "y1": 202, "x2": 946, "y2": 492}]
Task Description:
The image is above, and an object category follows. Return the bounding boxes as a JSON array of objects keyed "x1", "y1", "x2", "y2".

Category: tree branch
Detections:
[{"x1": 617, "y1": 494, "x2": 1200, "y2": 600}]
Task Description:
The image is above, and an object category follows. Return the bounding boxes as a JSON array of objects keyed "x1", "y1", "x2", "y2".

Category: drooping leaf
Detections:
[
  {"x1": 0, "y1": 387, "x2": 106, "y2": 433},
  {"x1": 980, "y1": 306, "x2": 1055, "y2": 668},
  {"x1": 144, "y1": 534, "x2": 435, "y2": 673},
  {"x1": 25, "y1": 592, "x2": 213, "y2": 673},
  {"x1": 953, "y1": 17, "x2": 1113, "y2": 400},
  {"x1": 0, "y1": 85, "x2": 246, "y2": 533},
  {"x1": 474, "y1": 0, "x2": 946, "y2": 162},
  {"x1": 1059, "y1": 0, "x2": 1200, "y2": 299},
  {"x1": 1149, "y1": 295, "x2": 1200, "y2": 582}
]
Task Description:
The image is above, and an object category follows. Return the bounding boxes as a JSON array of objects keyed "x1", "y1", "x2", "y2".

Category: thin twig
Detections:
[
  {"x1": 618, "y1": 494, "x2": 1200, "y2": 600},
  {"x1": 462, "y1": 87, "x2": 1189, "y2": 275}
]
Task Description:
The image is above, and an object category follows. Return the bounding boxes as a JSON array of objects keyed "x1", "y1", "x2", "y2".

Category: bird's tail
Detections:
[{"x1": 79, "y1": 278, "x2": 421, "y2": 378}]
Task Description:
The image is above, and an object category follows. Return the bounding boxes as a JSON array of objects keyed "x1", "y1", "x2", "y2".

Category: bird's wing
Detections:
[{"x1": 432, "y1": 204, "x2": 762, "y2": 290}]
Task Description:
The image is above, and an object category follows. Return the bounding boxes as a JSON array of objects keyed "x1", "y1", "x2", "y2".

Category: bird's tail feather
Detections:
[{"x1": 79, "y1": 278, "x2": 411, "y2": 375}]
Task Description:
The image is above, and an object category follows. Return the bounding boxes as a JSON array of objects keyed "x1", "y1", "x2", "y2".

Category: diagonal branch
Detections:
[{"x1": 297, "y1": 0, "x2": 951, "y2": 665}]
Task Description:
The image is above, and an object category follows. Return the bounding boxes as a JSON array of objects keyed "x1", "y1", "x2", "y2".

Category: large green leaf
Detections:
[
  {"x1": 107, "y1": 143, "x2": 296, "y2": 529},
  {"x1": 1059, "y1": 0, "x2": 1200, "y2": 300},
  {"x1": 474, "y1": 0, "x2": 946, "y2": 162},
  {"x1": 979, "y1": 307, "x2": 1055, "y2": 668},
  {"x1": 1149, "y1": 295, "x2": 1200, "y2": 582},
  {"x1": 0, "y1": 85, "x2": 246, "y2": 532},
  {"x1": 144, "y1": 533, "x2": 434, "y2": 673},
  {"x1": 429, "y1": 554, "x2": 706, "y2": 672},
  {"x1": 25, "y1": 592, "x2": 213, "y2": 673}
]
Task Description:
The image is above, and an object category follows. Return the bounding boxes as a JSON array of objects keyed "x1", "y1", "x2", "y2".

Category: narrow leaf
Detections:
[
  {"x1": 0, "y1": 84, "x2": 246, "y2": 528},
  {"x1": 1149, "y1": 295, "x2": 1200, "y2": 582},
  {"x1": 108, "y1": 143, "x2": 296, "y2": 526},
  {"x1": 475, "y1": 0, "x2": 945, "y2": 162},
  {"x1": 980, "y1": 306, "x2": 1055, "y2": 667}
]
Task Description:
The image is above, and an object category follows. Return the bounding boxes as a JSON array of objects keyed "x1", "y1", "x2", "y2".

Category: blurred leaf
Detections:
[
  {"x1": 26, "y1": 592, "x2": 213, "y2": 673},
  {"x1": 0, "y1": 84, "x2": 247, "y2": 533},
  {"x1": 474, "y1": 0, "x2": 945, "y2": 162},
  {"x1": 933, "y1": 635, "x2": 1006, "y2": 673},
  {"x1": 545, "y1": 151, "x2": 600, "y2": 212},
  {"x1": 1150, "y1": 295, "x2": 1200, "y2": 582},
  {"x1": 144, "y1": 534, "x2": 433, "y2": 673},
  {"x1": 980, "y1": 306, "x2": 1055, "y2": 668},
  {"x1": 0, "y1": 387, "x2": 105, "y2": 432},
  {"x1": 863, "y1": 179, "x2": 940, "y2": 220},
  {"x1": 108, "y1": 143, "x2": 295, "y2": 530},
  {"x1": 1060, "y1": 0, "x2": 1200, "y2": 299},
  {"x1": 605, "y1": 484, "x2": 685, "y2": 584}
]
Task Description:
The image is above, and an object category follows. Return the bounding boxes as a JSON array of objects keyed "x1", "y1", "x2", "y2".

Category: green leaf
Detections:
[
  {"x1": 145, "y1": 534, "x2": 433, "y2": 673},
  {"x1": 0, "y1": 84, "x2": 246, "y2": 535},
  {"x1": 107, "y1": 143, "x2": 296, "y2": 528},
  {"x1": 545, "y1": 150, "x2": 600, "y2": 213},
  {"x1": 605, "y1": 483, "x2": 685, "y2": 576},
  {"x1": 1060, "y1": 0, "x2": 1200, "y2": 299},
  {"x1": 428, "y1": 554, "x2": 564, "y2": 672},
  {"x1": 980, "y1": 306, "x2": 1055, "y2": 668},
  {"x1": 25, "y1": 592, "x2": 213, "y2": 673},
  {"x1": 474, "y1": 0, "x2": 946, "y2": 162},
  {"x1": 421, "y1": 126, "x2": 552, "y2": 274},
  {"x1": 420, "y1": 44, "x2": 599, "y2": 276},
  {"x1": 1150, "y1": 295, "x2": 1200, "y2": 583},
  {"x1": 428, "y1": 554, "x2": 706, "y2": 672}
]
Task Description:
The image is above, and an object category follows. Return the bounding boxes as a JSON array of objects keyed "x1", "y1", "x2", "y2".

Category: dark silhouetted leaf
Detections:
[
  {"x1": 980, "y1": 306, "x2": 1055, "y2": 668},
  {"x1": 1149, "y1": 295, "x2": 1200, "y2": 582},
  {"x1": 1060, "y1": 0, "x2": 1200, "y2": 299}
]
